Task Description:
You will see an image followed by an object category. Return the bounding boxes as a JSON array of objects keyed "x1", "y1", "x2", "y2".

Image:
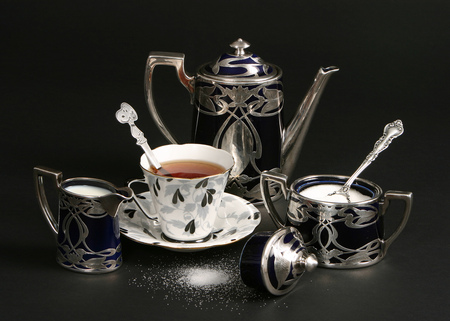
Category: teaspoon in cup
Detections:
[{"x1": 116, "y1": 102, "x2": 171, "y2": 176}]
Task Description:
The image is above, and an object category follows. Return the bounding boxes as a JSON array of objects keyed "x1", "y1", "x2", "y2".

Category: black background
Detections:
[{"x1": 2, "y1": 1, "x2": 449, "y2": 320}]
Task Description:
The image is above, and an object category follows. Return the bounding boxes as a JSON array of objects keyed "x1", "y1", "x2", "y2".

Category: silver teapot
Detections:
[{"x1": 145, "y1": 38, "x2": 338, "y2": 202}]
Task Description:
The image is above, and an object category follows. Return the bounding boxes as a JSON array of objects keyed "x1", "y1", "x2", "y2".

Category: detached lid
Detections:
[
  {"x1": 199, "y1": 38, "x2": 280, "y2": 83},
  {"x1": 240, "y1": 227, "x2": 317, "y2": 296}
]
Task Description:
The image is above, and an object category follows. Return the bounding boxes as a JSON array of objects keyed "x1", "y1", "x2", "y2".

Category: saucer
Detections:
[{"x1": 118, "y1": 192, "x2": 261, "y2": 252}]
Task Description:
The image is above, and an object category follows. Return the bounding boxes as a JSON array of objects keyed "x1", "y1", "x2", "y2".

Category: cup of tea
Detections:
[
  {"x1": 261, "y1": 170, "x2": 413, "y2": 269},
  {"x1": 128, "y1": 144, "x2": 235, "y2": 242}
]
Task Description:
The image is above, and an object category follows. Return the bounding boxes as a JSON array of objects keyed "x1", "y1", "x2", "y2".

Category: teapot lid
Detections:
[{"x1": 199, "y1": 38, "x2": 280, "y2": 83}]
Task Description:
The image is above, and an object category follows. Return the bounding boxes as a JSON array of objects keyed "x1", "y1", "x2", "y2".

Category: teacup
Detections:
[
  {"x1": 128, "y1": 144, "x2": 234, "y2": 242},
  {"x1": 261, "y1": 171, "x2": 413, "y2": 269}
]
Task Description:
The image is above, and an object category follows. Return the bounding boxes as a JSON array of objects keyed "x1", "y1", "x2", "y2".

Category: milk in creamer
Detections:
[{"x1": 65, "y1": 185, "x2": 112, "y2": 197}]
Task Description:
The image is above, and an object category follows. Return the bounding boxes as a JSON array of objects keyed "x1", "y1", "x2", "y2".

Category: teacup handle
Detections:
[
  {"x1": 127, "y1": 178, "x2": 158, "y2": 220},
  {"x1": 144, "y1": 52, "x2": 195, "y2": 144},
  {"x1": 33, "y1": 166, "x2": 62, "y2": 235},
  {"x1": 380, "y1": 190, "x2": 413, "y2": 253},
  {"x1": 261, "y1": 169, "x2": 290, "y2": 229}
]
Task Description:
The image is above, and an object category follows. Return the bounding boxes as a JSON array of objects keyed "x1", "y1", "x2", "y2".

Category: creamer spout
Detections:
[{"x1": 101, "y1": 187, "x2": 133, "y2": 217}]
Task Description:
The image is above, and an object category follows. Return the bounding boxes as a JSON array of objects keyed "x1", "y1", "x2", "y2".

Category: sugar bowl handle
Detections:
[
  {"x1": 380, "y1": 190, "x2": 413, "y2": 254},
  {"x1": 144, "y1": 52, "x2": 195, "y2": 144},
  {"x1": 261, "y1": 169, "x2": 290, "y2": 229},
  {"x1": 33, "y1": 166, "x2": 62, "y2": 235}
]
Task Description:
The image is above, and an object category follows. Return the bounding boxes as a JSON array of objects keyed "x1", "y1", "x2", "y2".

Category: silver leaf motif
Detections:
[
  {"x1": 221, "y1": 120, "x2": 253, "y2": 176},
  {"x1": 195, "y1": 80, "x2": 283, "y2": 202}
]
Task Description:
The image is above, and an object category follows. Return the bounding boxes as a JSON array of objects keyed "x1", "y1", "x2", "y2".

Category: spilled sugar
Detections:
[
  {"x1": 179, "y1": 268, "x2": 230, "y2": 288},
  {"x1": 125, "y1": 247, "x2": 289, "y2": 312}
]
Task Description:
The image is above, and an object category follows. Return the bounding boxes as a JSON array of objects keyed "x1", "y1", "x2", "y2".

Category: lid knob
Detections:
[
  {"x1": 230, "y1": 38, "x2": 250, "y2": 56},
  {"x1": 299, "y1": 253, "x2": 318, "y2": 272}
]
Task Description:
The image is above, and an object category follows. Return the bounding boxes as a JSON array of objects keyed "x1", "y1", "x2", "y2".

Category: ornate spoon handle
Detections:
[
  {"x1": 329, "y1": 119, "x2": 404, "y2": 201},
  {"x1": 116, "y1": 102, "x2": 162, "y2": 169},
  {"x1": 342, "y1": 119, "x2": 404, "y2": 192}
]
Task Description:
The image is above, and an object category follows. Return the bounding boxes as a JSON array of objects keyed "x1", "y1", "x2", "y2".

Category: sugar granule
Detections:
[
  {"x1": 180, "y1": 268, "x2": 230, "y2": 288},
  {"x1": 125, "y1": 247, "x2": 283, "y2": 312}
]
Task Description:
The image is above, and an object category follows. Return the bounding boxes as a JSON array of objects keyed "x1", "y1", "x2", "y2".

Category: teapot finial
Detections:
[{"x1": 230, "y1": 38, "x2": 250, "y2": 56}]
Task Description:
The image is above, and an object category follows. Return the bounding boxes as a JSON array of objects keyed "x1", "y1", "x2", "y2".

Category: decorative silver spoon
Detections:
[
  {"x1": 329, "y1": 119, "x2": 404, "y2": 202},
  {"x1": 116, "y1": 102, "x2": 163, "y2": 170}
]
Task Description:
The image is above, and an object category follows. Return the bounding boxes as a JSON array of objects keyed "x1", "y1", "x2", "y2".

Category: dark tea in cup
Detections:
[
  {"x1": 150, "y1": 160, "x2": 226, "y2": 179},
  {"x1": 136, "y1": 144, "x2": 235, "y2": 242}
]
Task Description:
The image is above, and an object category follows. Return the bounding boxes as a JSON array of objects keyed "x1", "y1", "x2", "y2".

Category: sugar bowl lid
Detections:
[
  {"x1": 240, "y1": 227, "x2": 317, "y2": 296},
  {"x1": 199, "y1": 38, "x2": 281, "y2": 83}
]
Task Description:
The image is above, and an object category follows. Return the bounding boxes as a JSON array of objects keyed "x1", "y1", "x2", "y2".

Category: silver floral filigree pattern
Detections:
[
  {"x1": 268, "y1": 231, "x2": 306, "y2": 291},
  {"x1": 195, "y1": 80, "x2": 283, "y2": 201},
  {"x1": 210, "y1": 54, "x2": 270, "y2": 77},
  {"x1": 56, "y1": 192, "x2": 122, "y2": 273},
  {"x1": 288, "y1": 195, "x2": 382, "y2": 268}
]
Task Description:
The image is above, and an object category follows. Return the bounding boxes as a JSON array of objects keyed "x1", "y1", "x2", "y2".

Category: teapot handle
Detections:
[{"x1": 144, "y1": 52, "x2": 195, "y2": 144}]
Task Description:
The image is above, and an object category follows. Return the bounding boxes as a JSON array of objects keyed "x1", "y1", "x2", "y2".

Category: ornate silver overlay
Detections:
[
  {"x1": 56, "y1": 191, "x2": 122, "y2": 273},
  {"x1": 195, "y1": 78, "x2": 283, "y2": 201},
  {"x1": 259, "y1": 227, "x2": 317, "y2": 296},
  {"x1": 287, "y1": 195, "x2": 382, "y2": 268},
  {"x1": 34, "y1": 166, "x2": 132, "y2": 274},
  {"x1": 144, "y1": 39, "x2": 338, "y2": 203},
  {"x1": 261, "y1": 172, "x2": 412, "y2": 269}
]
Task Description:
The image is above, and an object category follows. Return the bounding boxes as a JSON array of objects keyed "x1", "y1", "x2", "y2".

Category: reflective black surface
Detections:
[{"x1": 2, "y1": 1, "x2": 449, "y2": 320}]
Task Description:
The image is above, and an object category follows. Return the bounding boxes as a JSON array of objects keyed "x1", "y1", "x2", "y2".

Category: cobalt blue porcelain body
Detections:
[
  {"x1": 192, "y1": 42, "x2": 284, "y2": 202},
  {"x1": 239, "y1": 231, "x2": 272, "y2": 291},
  {"x1": 55, "y1": 179, "x2": 125, "y2": 273},
  {"x1": 287, "y1": 175, "x2": 386, "y2": 268}
]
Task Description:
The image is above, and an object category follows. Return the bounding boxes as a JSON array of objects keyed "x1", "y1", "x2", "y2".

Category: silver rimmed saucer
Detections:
[{"x1": 118, "y1": 192, "x2": 261, "y2": 252}]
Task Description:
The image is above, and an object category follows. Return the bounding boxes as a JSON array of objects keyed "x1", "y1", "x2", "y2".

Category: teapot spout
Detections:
[
  {"x1": 101, "y1": 187, "x2": 133, "y2": 217},
  {"x1": 281, "y1": 66, "x2": 339, "y2": 177}
]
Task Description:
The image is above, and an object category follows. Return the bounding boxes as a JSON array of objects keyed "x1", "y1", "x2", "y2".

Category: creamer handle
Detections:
[
  {"x1": 33, "y1": 166, "x2": 62, "y2": 235},
  {"x1": 144, "y1": 52, "x2": 195, "y2": 144}
]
